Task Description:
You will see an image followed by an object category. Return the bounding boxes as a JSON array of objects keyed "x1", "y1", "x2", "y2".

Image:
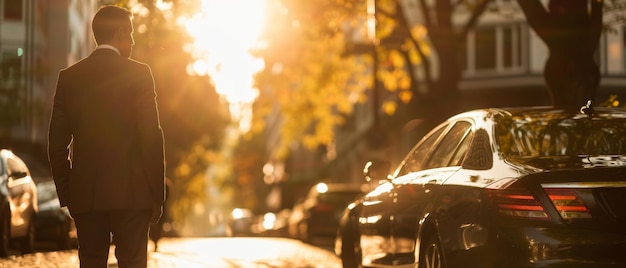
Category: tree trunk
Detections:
[{"x1": 518, "y1": 0, "x2": 603, "y2": 108}]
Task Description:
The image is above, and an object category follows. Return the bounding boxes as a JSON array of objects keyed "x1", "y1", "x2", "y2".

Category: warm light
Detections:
[
  {"x1": 232, "y1": 208, "x2": 248, "y2": 219},
  {"x1": 155, "y1": 0, "x2": 173, "y2": 11},
  {"x1": 180, "y1": 0, "x2": 267, "y2": 132},
  {"x1": 316, "y1": 183, "x2": 329, "y2": 194}
]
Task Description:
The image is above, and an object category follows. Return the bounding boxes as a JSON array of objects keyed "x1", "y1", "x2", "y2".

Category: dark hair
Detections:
[{"x1": 92, "y1": 5, "x2": 132, "y2": 45}]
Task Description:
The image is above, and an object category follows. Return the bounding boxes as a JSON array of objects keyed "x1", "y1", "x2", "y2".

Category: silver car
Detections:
[{"x1": 0, "y1": 149, "x2": 38, "y2": 257}]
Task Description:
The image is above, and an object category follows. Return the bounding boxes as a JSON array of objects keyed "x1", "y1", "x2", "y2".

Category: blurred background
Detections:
[{"x1": 1, "y1": 0, "x2": 626, "y2": 239}]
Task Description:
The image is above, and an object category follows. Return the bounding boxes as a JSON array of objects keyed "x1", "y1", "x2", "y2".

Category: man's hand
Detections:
[{"x1": 151, "y1": 204, "x2": 163, "y2": 224}]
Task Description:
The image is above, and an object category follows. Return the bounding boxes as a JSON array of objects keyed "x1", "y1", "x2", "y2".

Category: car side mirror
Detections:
[{"x1": 363, "y1": 160, "x2": 391, "y2": 182}]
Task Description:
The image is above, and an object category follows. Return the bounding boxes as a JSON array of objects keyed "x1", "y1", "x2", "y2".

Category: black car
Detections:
[
  {"x1": 35, "y1": 180, "x2": 77, "y2": 249},
  {"x1": 289, "y1": 182, "x2": 366, "y2": 243},
  {"x1": 0, "y1": 149, "x2": 38, "y2": 257},
  {"x1": 336, "y1": 106, "x2": 626, "y2": 268}
]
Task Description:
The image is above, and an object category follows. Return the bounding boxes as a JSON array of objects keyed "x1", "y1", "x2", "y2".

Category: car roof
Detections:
[{"x1": 450, "y1": 106, "x2": 626, "y2": 120}]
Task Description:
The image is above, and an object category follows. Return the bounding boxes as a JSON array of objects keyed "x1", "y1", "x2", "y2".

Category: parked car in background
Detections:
[
  {"x1": 0, "y1": 149, "x2": 38, "y2": 257},
  {"x1": 226, "y1": 208, "x2": 254, "y2": 237},
  {"x1": 336, "y1": 106, "x2": 626, "y2": 268},
  {"x1": 35, "y1": 179, "x2": 76, "y2": 250},
  {"x1": 250, "y1": 209, "x2": 290, "y2": 237},
  {"x1": 289, "y1": 182, "x2": 366, "y2": 243}
]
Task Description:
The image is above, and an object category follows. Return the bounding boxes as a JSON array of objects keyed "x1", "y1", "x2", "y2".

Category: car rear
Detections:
[
  {"x1": 483, "y1": 108, "x2": 626, "y2": 266},
  {"x1": 483, "y1": 167, "x2": 626, "y2": 267}
]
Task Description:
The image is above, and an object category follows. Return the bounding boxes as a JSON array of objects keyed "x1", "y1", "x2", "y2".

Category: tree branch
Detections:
[
  {"x1": 459, "y1": 0, "x2": 492, "y2": 40},
  {"x1": 517, "y1": 0, "x2": 551, "y2": 43}
]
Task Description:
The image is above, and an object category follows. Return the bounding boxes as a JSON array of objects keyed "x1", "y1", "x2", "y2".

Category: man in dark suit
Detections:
[{"x1": 48, "y1": 5, "x2": 165, "y2": 268}]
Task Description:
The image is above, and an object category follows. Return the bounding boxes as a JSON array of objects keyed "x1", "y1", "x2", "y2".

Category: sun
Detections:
[{"x1": 179, "y1": 0, "x2": 267, "y2": 132}]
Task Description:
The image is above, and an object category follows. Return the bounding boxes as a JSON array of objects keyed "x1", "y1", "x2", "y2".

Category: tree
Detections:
[
  {"x1": 252, "y1": 0, "x2": 371, "y2": 160},
  {"x1": 518, "y1": 0, "x2": 603, "y2": 107},
  {"x1": 252, "y1": 0, "x2": 494, "y2": 159},
  {"x1": 394, "y1": 0, "x2": 491, "y2": 119}
]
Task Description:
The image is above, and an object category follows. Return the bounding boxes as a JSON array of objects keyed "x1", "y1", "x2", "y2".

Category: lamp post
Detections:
[{"x1": 366, "y1": 0, "x2": 386, "y2": 149}]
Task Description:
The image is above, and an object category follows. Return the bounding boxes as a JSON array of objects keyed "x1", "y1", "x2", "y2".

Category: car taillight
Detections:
[
  {"x1": 312, "y1": 203, "x2": 334, "y2": 213},
  {"x1": 544, "y1": 188, "x2": 591, "y2": 219},
  {"x1": 488, "y1": 188, "x2": 549, "y2": 219}
]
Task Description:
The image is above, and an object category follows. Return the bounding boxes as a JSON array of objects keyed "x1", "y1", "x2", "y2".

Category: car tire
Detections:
[
  {"x1": 420, "y1": 234, "x2": 446, "y2": 268},
  {"x1": 0, "y1": 209, "x2": 10, "y2": 257},
  {"x1": 19, "y1": 214, "x2": 36, "y2": 254}
]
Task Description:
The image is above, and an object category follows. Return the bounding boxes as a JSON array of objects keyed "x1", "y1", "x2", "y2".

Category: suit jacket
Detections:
[{"x1": 48, "y1": 48, "x2": 165, "y2": 214}]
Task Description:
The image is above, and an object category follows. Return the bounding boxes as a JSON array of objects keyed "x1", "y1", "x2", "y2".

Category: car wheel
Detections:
[
  {"x1": 420, "y1": 234, "x2": 446, "y2": 268},
  {"x1": 19, "y1": 214, "x2": 36, "y2": 254},
  {"x1": 0, "y1": 210, "x2": 10, "y2": 257}
]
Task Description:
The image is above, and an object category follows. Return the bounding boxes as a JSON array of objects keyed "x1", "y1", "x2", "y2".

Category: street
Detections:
[{"x1": 0, "y1": 237, "x2": 342, "y2": 268}]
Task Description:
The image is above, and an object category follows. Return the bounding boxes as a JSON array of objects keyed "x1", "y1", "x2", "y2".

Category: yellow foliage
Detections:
[
  {"x1": 251, "y1": 0, "x2": 432, "y2": 161},
  {"x1": 389, "y1": 50, "x2": 405, "y2": 67},
  {"x1": 398, "y1": 74, "x2": 411, "y2": 90},
  {"x1": 175, "y1": 163, "x2": 190, "y2": 177},
  {"x1": 411, "y1": 24, "x2": 428, "y2": 40},
  {"x1": 382, "y1": 101, "x2": 397, "y2": 116},
  {"x1": 399, "y1": 90, "x2": 413, "y2": 104},
  {"x1": 408, "y1": 47, "x2": 422, "y2": 65}
]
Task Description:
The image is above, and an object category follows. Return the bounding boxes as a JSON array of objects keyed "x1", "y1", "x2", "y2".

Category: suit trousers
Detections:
[{"x1": 73, "y1": 209, "x2": 152, "y2": 268}]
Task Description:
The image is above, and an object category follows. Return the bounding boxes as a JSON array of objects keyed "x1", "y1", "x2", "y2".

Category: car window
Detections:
[
  {"x1": 461, "y1": 128, "x2": 493, "y2": 170},
  {"x1": 496, "y1": 114, "x2": 626, "y2": 157},
  {"x1": 423, "y1": 121, "x2": 472, "y2": 169},
  {"x1": 450, "y1": 130, "x2": 474, "y2": 166},
  {"x1": 396, "y1": 124, "x2": 448, "y2": 177}
]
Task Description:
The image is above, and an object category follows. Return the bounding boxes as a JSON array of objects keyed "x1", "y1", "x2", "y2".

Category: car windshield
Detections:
[{"x1": 495, "y1": 111, "x2": 626, "y2": 158}]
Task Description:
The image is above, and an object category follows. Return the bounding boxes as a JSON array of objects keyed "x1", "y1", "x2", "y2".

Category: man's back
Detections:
[
  {"x1": 47, "y1": 6, "x2": 165, "y2": 267},
  {"x1": 49, "y1": 48, "x2": 165, "y2": 214}
]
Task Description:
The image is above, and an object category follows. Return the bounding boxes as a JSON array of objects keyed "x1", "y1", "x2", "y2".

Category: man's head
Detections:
[{"x1": 92, "y1": 5, "x2": 135, "y2": 58}]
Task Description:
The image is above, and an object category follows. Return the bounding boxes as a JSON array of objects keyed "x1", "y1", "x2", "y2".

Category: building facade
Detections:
[{"x1": 0, "y1": 0, "x2": 97, "y2": 155}]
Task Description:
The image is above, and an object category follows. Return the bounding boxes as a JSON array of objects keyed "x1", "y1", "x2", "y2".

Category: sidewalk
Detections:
[{"x1": 0, "y1": 237, "x2": 342, "y2": 268}]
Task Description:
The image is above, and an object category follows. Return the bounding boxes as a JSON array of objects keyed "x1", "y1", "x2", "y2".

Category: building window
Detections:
[
  {"x1": 623, "y1": 26, "x2": 626, "y2": 72},
  {"x1": 502, "y1": 26, "x2": 522, "y2": 68},
  {"x1": 1, "y1": 48, "x2": 24, "y2": 89},
  {"x1": 475, "y1": 27, "x2": 497, "y2": 70},
  {"x1": 465, "y1": 23, "x2": 524, "y2": 76},
  {"x1": 0, "y1": 48, "x2": 25, "y2": 126},
  {"x1": 2, "y1": 0, "x2": 23, "y2": 21}
]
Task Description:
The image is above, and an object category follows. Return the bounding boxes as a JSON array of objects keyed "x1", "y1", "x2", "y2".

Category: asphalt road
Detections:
[{"x1": 0, "y1": 237, "x2": 342, "y2": 268}]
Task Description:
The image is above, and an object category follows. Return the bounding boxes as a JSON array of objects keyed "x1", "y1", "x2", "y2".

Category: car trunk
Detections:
[{"x1": 489, "y1": 166, "x2": 626, "y2": 229}]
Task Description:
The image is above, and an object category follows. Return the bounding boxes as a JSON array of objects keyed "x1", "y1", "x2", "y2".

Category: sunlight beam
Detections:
[{"x1": 180, "y1": 0, "x2": 267, "y2": 133}]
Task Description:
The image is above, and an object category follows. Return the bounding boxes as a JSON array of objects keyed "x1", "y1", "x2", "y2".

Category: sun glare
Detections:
[{"x1": 180, "y1": 0, "x2": 267, "y2": 132}]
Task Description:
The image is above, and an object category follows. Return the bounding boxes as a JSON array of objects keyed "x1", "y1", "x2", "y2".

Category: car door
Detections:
[
  {"x1": 357, "y1": 123, "x2": 449, "y2": 266},
  {"x1": 390, "y1": 120, "x2": 473, "y2": 265}
]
